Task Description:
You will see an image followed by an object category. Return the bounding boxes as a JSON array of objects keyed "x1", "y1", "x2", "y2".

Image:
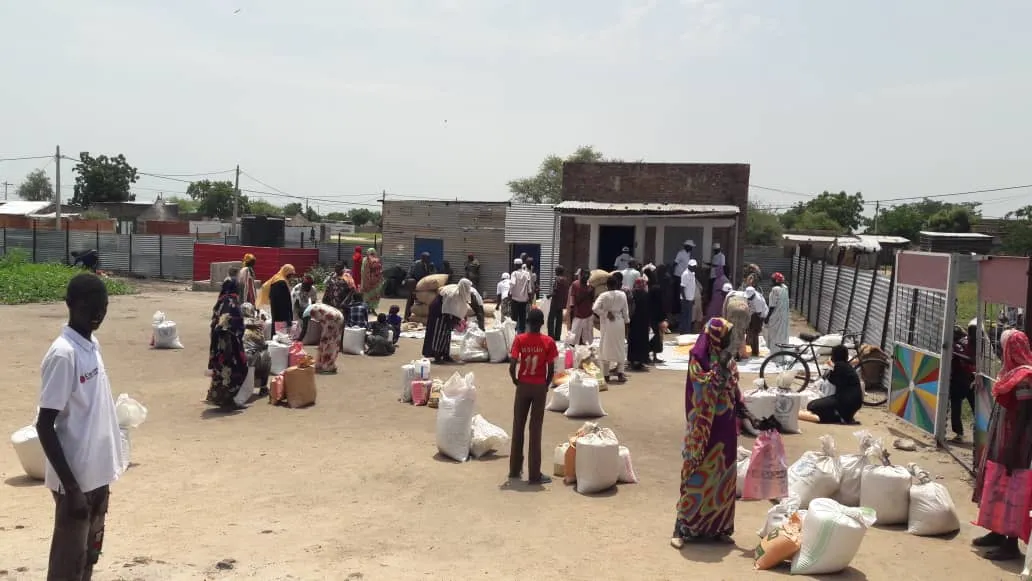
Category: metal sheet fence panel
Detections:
[
  {"x1": 166, "y1": 236, "x2": 196, "y2": 279},
  {"x1": 866, "y1": 273, "x2": 892, "y2": 348},
  {"x1": 5, "y1": 229, "x2": 34, "y2": 257},
  {"x1": 35, "y1": 231, "x2": 67, "y2": 264},
  {"x1": 506, "y1": 204, "x2": 557, "y2": 292},
  {"x1": 742, "y1": 246, "x2": 793, "y2": 292},
  {"x1": 818, "y1": 263, "x2": 836, "y2": 333},
  {"x1": 848, "y1": 270, "x2": 875, "y2": 336},
  {"x1": 830, "y1": 267, "x2": 853, "y2": 332},
  {"x1": 129, "y1": 234, "x2": 159, "y2": 277},
  {"x1": 98, "y1": 233, "x2": 130, "y2": 273}
]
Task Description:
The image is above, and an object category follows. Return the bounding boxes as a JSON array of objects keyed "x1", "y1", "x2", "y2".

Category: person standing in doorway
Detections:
[
  {"x1": 508, "y1": 308, "x2": 557, "y2": 485},
  {"x1": 679, "y1": 260, "x2": 698, "y2": 334},
  {"x1": 547, "y1": 266, "x2": 571, "y2": 341},
  {"x1": 673, "y1": 240, "x2": 695, "y2": 279},
  {"x1": 707, "y1": 243, "x2": 726, "y2": 292},
  {"x1": 464, "y1": 253, "x2": 481, "y2": 292},
  {"x1": 404, "y1": 252, "x2": 436, "y2": 321},
  {"x1": 567, "y1": 269, "x2": 595, "y2": 346},
  {"x1": 509, "y1": 259, "x2": 533, "y2": 333},
  {"x1": 37, "y1": 273, "x2": 123, "y2": 580},
  {"x1": 614, "y1": 246, "x2": 635, "y2": 270}
]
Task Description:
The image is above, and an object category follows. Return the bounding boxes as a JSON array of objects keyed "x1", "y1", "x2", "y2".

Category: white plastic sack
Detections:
[
  {"x1": 341, "y1": 327, "x2": 366, "y2": 355},
  {"x1": 538, "y1": 297, "x2": 551, "y2": 315},
  {"x1": 501, "y1": 318, "x2": 517, "y2": 353},
  {"x1": 860, "y1": 463, "x2": 912, "y2": 526},
  {"x1": 575, "y1": 428, "x2": 620, "y2": 494},
  {"x1": 743, "y1": 388, "x2": 777, "y2": 420},
  {"x1": 813, "y1": 334, "x2": 844, "y2": 356},
  {"x1": 400, "y1": 364, "x2": 417, "y2": 403},
  {"x1": 269, "y1": 342, "x2": 289, "y2": 375},
  {"x1": 10, "y1": 425, "x2": 46, "y2": 481},
  {"x1": 554, "y1": 443, "x2": 570, "y2": 477},
  {"x1": 618, "y1": 446, "x2": 638, "y2": 483},
  {"x1": 435, "y1": 372, "x2": 478, "y2": 462},
  {"x1": 546, "y1": 384, "x2": 570, "y2": 412},
  {"x1": 835, "y1": 454, "x2": 867, "y2": 507},
  {"x1": 555, "y1": 346, "x2": 568, "y2": 373},
  {"x1": 758, "y1": 495, "x2": 801, "y2": 537},
  {"x1": 470, "y1": 414, "x2": 510, "y2": 458},
  {"x1": 485, "y1": 328, "x2": 508, "y2": 363},
  {"x1": 119, "y1": 428, "x2": 131, "y2": 472},
  {"x1": 906, "y1": 463, "x2": 960, "y2": 536},
  {"x1": 676, "y1": 334, "x2": 698, "y2": 346},
  {"x1": 798, "y1": 387, "x2": 824, "y2": 409},
  {"x1": 460, "y1": 324, "x2": 490, "y2": 363},
  {"x1": 565, "y1": 372, "x2": 607, "y2": 418},
  {"x1": 736, "y1": 445, "x2": 752, "y2": 497},
  {"x1": 152, "y1": 320, "x2": 184, "y2": 349},
  {"x1": 774, "y1": 390, "x2": 803, "y2": 434},
  {"x1": 236, "y1": 368, "x2": 254, "y2": 407},
  {"x1": 788, "y1": 435, "x2": 842, "y2": 509},
  {"x1": 115, "y1": 394, "x2": 148, "y2": 429},
  {"x1": 791, "y1": 498, "x2": 876, "y2": 575}
]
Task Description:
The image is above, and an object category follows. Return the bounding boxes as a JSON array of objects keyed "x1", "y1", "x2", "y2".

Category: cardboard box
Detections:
[{"x1": 283, "y1": 366, "x2": 316, "y2": 408}]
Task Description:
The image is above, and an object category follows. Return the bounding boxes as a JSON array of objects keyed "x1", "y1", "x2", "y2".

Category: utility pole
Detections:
[
  {"x1": 873, "y1": 201, "x2": 880, "y2": 234},
  {"x1": 54, "y1": 145, "x2": 62, "y2": 231},
  {"x1": 232, "y1": 164, "x2": 240, "y2": 233},
  {"x1": 1, "y1": 181, "x2": 11, "y2": 201}
]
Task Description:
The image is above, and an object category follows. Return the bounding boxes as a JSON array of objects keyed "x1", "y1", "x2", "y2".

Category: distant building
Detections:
[
  {"x1": 919, "y1": 231, "x2": 994, "y2": 255},
  {"x1": 91, "y1": 200, "x2": 180, "y2": 234}
]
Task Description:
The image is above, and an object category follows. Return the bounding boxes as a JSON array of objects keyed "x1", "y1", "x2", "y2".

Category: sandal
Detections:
[{"x1": 614, "y1": 374, "x2": 629, "y2": 384}]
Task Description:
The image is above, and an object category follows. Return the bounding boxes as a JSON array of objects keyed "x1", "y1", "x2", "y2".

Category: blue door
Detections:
[
  {"x1": 510, "y1": 244, "x2": 541, "y2": 270},
  {"x1": 413, "y1": 238, "x2": 444, "y2": 271}
]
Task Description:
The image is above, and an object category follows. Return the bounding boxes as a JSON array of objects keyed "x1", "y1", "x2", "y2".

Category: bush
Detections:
[{"x1": 0, "y1": 250, "x2": 134, "y2": 305}]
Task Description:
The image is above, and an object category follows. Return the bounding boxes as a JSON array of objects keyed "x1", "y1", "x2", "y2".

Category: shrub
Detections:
[{"x1": 0, "y1": 250, "x2": 134, "y2": 304}]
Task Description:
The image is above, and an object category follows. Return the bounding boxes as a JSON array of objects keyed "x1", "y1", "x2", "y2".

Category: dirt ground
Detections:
[{"x1": 0, "y1": 284, "x2": 1024, "y2": 580}]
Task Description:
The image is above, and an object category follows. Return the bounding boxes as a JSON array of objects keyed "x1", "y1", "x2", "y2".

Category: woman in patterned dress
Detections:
[
  {"x1": 322, "y1": 262, "x2": 357, "y2": 311},
  {"x1": 671, "y1": 317, "x2": 756, "y2": 547},
  {"x1": 237, "y1": 253, "x2": 258, "y2": 306},
  {"x1": 361, "y1": 248, "x2": 385, "y2": 314},
  {"x1": 206, "y1": 278, "x2": 249, "y2": 410},
  {"x1": 299, "y1": 303, "x2": 345, "y2": 374}
]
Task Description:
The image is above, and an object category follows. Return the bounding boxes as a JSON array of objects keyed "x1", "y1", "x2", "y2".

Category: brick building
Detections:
[{"x1": 556, "y1": 162, "x2": 750, "y2": 277}]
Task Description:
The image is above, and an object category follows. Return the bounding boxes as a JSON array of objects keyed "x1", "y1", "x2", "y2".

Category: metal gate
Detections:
[{"x1": 887, "y1": 251, "x2": 958, "y2": 444}]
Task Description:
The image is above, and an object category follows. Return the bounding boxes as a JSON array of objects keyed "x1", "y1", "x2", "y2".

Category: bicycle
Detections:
[{"x1": 758, "y1": 329, "x2": 890, "y2": 407}]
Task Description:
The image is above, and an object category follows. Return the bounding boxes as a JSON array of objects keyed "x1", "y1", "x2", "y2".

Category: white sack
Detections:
[
  {"x1": 152, "y1": 320, "x2": 184, "y2": 349},
  {"x1": 860, "y1": 462, "x2": 912, "y2": 526},
  {"x1": 676, "y1": 334, "x2": 698, "y2": 346},
  {"x1": 758, "y1": 495, "x2": 802, "y2": 538},
  {"x1": 341, "y1": 327, "x2": 366, "y2": 355},
  {"x1": 791, "y1": 498, "x2": 876, "y2": 575},
  {"x1": 554, "y1": 443, "x2": 570, "y2": 477},
  {"x1": 235, "y1": 369, "x2": 254, "y2": 407},
  {"x1": 565, "y1": 372, "x2": 607, "y2": 418},
  {"x1": 736, "y1": 445, "x2": 752, "y2": 498},
  {"x1": 575, "y1": 428, "x2": 620, "y2": 494},
  {"x1": 788, "y1": 435, "x2": 842, "y2": 509},
  {"x1": 546, "y1": 384, "x2": 570, "y2": 412},
  {"x1": 835, "y1": 454, "x2": 867, "y2": 507},
  {"x1": 555, "y1": 346, "x2": 568, "y2": 373},
  {"x1": 618, "y1": 446, "x2": 639, "y2": 483},
  {"x1": 470, "y1": 414, "x2": 510, "y2": 458},
  {"x1": 743, "y1": 388, "x2": 777, "y2": 420},
  {"x1": 10, "y1": 425, "x2": 46, "y2": 481},
  {"x1": 269, "y1": 342, "x2": 289, "y2": 375},
  {"x1": 435, "y1": 372, "x2": 478, "y2": 462},
  {"x1": 774, "y1": 390, "x2": 803, "y2": 434},
  {"x1": 400, "y1": 364, "x2": 417, "y2": 403},
  {"x1": 501, "y1": 318, "x2": 517, "y2": 353},
  {"x1": 115, "y1": 394, "x2": 148, "y2": 429},
  {"x1": 485, "y1": 328, "x2": 508, "y2": 363},
  {"x1": 538, "y1": 297, "x2": 551, "y2": 315},
  {"x1": 460, "y1": 324, "x2": 490, "y2": 363},
  {"x1": 906, "y1": 463, "x2": 960, "y2": 536}
]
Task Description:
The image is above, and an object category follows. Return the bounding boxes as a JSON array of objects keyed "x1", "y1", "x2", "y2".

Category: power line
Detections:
[
  {"x1": 0, "y1": 154, "x2": 52, "y2": 162},
  {"x1": 139, "y1": 169, "x2": 235, "y2": 178}
]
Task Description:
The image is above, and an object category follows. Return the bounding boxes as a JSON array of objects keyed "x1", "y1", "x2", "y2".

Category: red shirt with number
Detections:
[{"x1": 510, "y1": 332, "x2": 559, "y2": 385}]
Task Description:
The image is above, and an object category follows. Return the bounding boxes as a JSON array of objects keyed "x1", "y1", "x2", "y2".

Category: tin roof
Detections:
[
  {"x1": 0, "y1": 201, "x2": 52, "y2": 215},
  {"x1": 554, "y1": 201, "x2": 740, "y2": 217},
  {"x1": 919, "y1": 231, "x2": 992, "y2": 238}
]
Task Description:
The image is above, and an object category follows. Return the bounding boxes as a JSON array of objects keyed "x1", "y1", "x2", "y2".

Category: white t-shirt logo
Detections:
[{"x1": 80, "y1": 367, "x2": 98, "y2": 384}]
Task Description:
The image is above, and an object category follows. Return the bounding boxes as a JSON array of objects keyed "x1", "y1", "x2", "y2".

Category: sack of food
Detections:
[
  {"x1": 282, "y1": 365, "x2": 317, "y2": 408},
  {"x1": 470, "y1": 414, "x2": 510, "y2": 458},
  {"x1": 859, "y1": 441, "x2": 911, "y2": 526},
  {"x1": 575, "y1": 428, "x2": 620, "y2": 494},
  {"x1": 546, "y1": 384, "x2": 570, "y2": 413},
  {"x1": 787, "y1": 435, "x2": 842, "y2": 508},
  {"x1": 341, "y1": 327, "x2": 366, "y2": 355},
  {"x1": 416, "y1": 273, "x2": 449, "y2": 292},
  {"x1": 485, "y1": 328, "x2": 508, "y2": 363},
  {"x1": 836, "y1": 431, "x2": 877, "y2": 506},
  {"x1": 743, "y1": 388, "x2": 778, "y2": 420},
  {"x1": 755, "y1": 513, "x2": 803, "y2": 570},
  {"x1": 412, "y1": 380, "x2": 432, "y2": 406},
  {"x1": 742, "y1": 430, "x2": 789, "y2": 500},
  {"x1": 435, "y1": 373, "x2": 477, "y2": 462},
  {"x1": 269, "y1": 342, "x2": 289, "y2": 375},
  {"x1": 400, "y1": 364, "x2": 417, "y2": 403},
  {"x1": 10, "y1": 425, "x2": 46, "y2": 481},
  {"x1": 554, "y1": 443, "x2": 570, "y2": 477},
  {"x1": 426, "y1": 379, "x2": 444, "y2": 409},
  {"x1": 791, "y1": 498, "x2": 877, "y2": 575},
  {"x1": 565, "y1": 372, "x2": 606, "y2": 418},
  {"x1": 773, "y1": 390, "x2": 804, "y2": 434},
  {"x1": 460, "y1": 323, "x2": 490, "y2": 363},
  {"x1": 736, "y1": 445, "x2": 752, "y2": 498},
  {"x1": 618, "y1": 445, "x2": 639, "y2": 484},
  {"x1": 151, "y1": 311, "x2": 184, "y2": 349},
  {"x1": 906, "y1": 463, "x2": 960, "y2": 536},
  {"x1": 758, "y1": 495, "x2": 802, "y2": 538}
]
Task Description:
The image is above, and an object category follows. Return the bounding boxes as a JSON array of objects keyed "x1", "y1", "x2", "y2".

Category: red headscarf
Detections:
[
  {"x1": 772, "y1": 272, "x2": 785, "y2": 284},
  {"x1": 992, "y1": 330, "x2": 1032, "y2": 409},
  {"x1": 351, "y1": 246, "x2": 364, "y2": 287}
]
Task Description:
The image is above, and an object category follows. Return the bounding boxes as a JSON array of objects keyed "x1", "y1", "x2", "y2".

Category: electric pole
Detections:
[
  {"x1": 54, "y1": 145, "x2": 62, "y2": 231},
  {"x1": 873, "y1": 201, "x2": 880, "y2": 234},
  {"x1": 232, "y1": 164, "x2": 240, "y2": 233},
  {"x1": 1, "y1": 181, "x2": 11, "y2": 201}
]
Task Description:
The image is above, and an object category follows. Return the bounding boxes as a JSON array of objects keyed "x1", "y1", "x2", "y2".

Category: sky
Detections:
[{"x1": 1, "y1": 0, "x2": 1030, "y2": 217}]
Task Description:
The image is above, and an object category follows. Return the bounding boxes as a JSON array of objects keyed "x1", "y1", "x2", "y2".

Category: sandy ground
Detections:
[{"x1": 0, "y1": 284, "x2": 1024, "y2": 580}]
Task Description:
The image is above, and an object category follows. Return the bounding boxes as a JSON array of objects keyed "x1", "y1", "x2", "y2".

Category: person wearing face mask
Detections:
[{"x1": 614, "y1": 246, "x2": 635, "y2": 271}]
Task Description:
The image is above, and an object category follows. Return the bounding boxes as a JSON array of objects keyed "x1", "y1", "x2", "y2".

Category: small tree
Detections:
[
  {"x1": 745, "y1": 203, "x2": 783, "y2": 245},
  {"x1": 72, "y1": 152, "x2": 139, "y2": 207},
  {"x1": 247, "y1": 199, "x2": 284, "y2": 216},
  {"x1": 282, "y1": 202, "x2": 303, "y2": 216},
  {"x1": 186, "y1": 180, "x2": 243, "y2": 220},
  {"x1": 17, "y1": 169, "x2": 54, "y2": 201},
  {"x1": 508, "y1": 146, "x2": 609, "y2": 204}
]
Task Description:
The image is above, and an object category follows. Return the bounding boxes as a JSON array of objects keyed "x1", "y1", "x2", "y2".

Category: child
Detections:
[
  {"x1": 387, "y1": 305, "x2": 403, "y2": 345},
  {"x1": 36, "y1": 273, "x2": 123, "y2": 579},
  {"x1": 366, "y1": 313, "x2": 396, "y2": 356},
  {"x1": 508, "y1": 308, "x2": 558, "y2": 485}
]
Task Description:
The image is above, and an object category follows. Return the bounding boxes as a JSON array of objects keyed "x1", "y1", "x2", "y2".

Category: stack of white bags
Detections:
[
  {"x1": 434, "y1": 372, "x2": 510, "y2": 462},
  {"x1": 545, "y1": 371, "x2": 606, "y2": 418}
]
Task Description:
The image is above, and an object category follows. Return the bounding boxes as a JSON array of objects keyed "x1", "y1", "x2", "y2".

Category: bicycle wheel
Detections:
[
  {"x1": 759, "y1": 351, "x2": 812, "y2": 392},
  {"x1": 855, "y1": 357, "x2": 889, "y2": 406}
]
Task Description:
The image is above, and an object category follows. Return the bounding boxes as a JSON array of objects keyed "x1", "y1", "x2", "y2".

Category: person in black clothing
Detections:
[
  {"x1": 644, "y1": 265, "x2": 666, "y2": 364},
  {"x1": 807, "y1": 345, "x2": 862, "y2": 424},
  {"x1": 71, "y1": 249, "x2": 99, "y2": 273},
  {"x1": 547, "y1": 266, "x2": 570, "y2": 341},
  {"x1": 403, "y1": 252, "x2": 436, "y2": 320},
  {"x1": 949, "y1": 325, "x2": 977, "y2": 441}
]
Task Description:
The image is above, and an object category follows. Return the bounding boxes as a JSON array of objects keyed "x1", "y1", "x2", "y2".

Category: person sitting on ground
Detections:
[
  {"x1": 508, "y1": 308, "x2": 558, "y2": 485},
  {"x1": 806, "y1": 345, "x2": 863, "y2": 424},
  {"x1": 387, "y1": 305, "x2": 403, "y2": 345},
  {"x1": 347, "y1": 297, "x2": 370, "y2": 329},
  {"x1": 70, "y1": 249, "x2": 100, "y2": 273},
  {"x1": 365, "y1": 313, "x2": 396, "y2": 357}
]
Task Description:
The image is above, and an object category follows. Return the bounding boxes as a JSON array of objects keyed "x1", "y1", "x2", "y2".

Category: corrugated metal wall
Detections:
[
  {"x1": 505, "y1": 203, "x2": 558, "y2": 293},
  {"x1": 380, "y1": 201, "x2": 510, "y2": 291},
  {"x1": 741, "y1": 246, "x2": 793, "y2": 295}
]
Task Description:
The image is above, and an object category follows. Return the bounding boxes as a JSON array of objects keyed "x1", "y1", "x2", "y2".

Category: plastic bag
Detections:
[
  {"x1": 565, "y1": 371, "x2": 606, "y2": 418},
  {"x1": 575, "y1": 428, "x2": 620, "y2": 494},
  {"x1": 485, "y1": 328, "x2": 508, "y2": 363},
  {"x1": 115, "y1": 394, "x2": 148, "y2": 429},
  {"x1": 787, "y1": 435, "x2": 841, "y2": 509},
  {"x1": 288, "y1": 342, "x2": 308, "y2": 368},
  {"x1": 859, "y1": 441, "x2": 911, "y2": 526},
  {"x1": 460, "y1": 323, "x2": 490, "y2": 363},
  {"x1": 554, "y1": 443, "x2": 570, "y2": 477},
  {"x1": 906, "y1": 463, "x2": 960, "y2": 536},
  {"x1": 791, "y1": 499, "x2": 876, "y2": 575},
  {"x1": 400, "y1": 364, "x2": 417, "y2": 403},
  {"x1": 545, "y1": 384, "x2": 570, "y2": 413},
  {"x1": 341, "y1": 327, "x2": 366, "y2": 355},
  {"x1": 412, "y1": 380, "x2": 431, "y2": 406},
  {"x1": 435, "y1": 373, "x2": 477, "y2": 462},
  {"x1": 742, "y1": 430, "x2": 788, "y2": 500},
  {"x1": 470, "y1": 414, "x2": 510, "y2": 458},
  {"x1": 736, "y1": 445, "x2": 752, "y2": 498},
  {"x1": 618, "y1": 446, "x2": 638, "y2": 483}
]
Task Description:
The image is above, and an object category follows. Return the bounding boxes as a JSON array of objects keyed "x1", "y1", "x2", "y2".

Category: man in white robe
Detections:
[
  {"x1": 592, "y1": 275, "x2": 630, "y2": 383},
  {"x1": 765, "y1": 273, "x2": 790, "y2": 352}
]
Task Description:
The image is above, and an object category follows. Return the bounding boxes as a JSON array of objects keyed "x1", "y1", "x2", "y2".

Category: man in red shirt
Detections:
[
  {"x1": 566, "y1": 269, "x2": 595, "y2": 346},
  {"x1": 508, "y1": 308, "x2": 558, "y2": 484}
]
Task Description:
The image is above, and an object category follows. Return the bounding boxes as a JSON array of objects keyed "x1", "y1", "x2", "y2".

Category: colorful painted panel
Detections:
[
  {"x1": 890, "y1": 344, "x2": 942, "y2": 435},
  {"x1": 974, "y1": 375, "x2": 993, "y2": 466}
]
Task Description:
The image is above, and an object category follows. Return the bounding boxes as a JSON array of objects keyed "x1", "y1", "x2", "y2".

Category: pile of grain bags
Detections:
[
  {"x1": 554, "y1": 422, "x2": 637, "y2": 493},
  {"x1": 409, "y1": 274, "x2": 449, "y2": 324}
]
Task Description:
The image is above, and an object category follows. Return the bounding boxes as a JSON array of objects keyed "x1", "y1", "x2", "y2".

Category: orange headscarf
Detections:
[{"x1": 256, "y1": 264, "x2": 295, "y2": 308}]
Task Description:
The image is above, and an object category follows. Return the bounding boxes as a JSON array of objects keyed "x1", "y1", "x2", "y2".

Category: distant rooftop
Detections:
[{"x1": 0, "y1": 200, "x2": 52, "y2": 215}]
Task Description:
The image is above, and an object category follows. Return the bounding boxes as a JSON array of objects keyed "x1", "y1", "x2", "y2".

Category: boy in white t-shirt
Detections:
[{"x1": 36, "y1": 273, "x2": 122, "y2": 580}]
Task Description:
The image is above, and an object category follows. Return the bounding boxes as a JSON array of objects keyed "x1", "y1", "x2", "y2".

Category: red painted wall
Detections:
[
  {"x1": 192, "y1": 243, "x2": 319, "y2": 282},
  {"x1": 143, "y1": 220, "x2": 189, "y2": 235}
]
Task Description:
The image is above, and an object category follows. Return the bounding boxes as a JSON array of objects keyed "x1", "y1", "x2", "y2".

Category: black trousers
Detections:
[
  {"x1": 547, "y1": 308, "x2": 564, "y2": 341},
  {"x1": 49, "y1": 485, "x2": 109, "y2": 581},
  {"x1": 510, "y1": 382, "x2": 548, "y2": 480},
  {"x1": 807, "y1": 395, "x2": 861, "y2": 424},
  {"x1": 950, "y1": 391, "x2": 975, "y2": 436},
  {"x1": 511, "y1": 300, "x2": 529, "y2": 333}
]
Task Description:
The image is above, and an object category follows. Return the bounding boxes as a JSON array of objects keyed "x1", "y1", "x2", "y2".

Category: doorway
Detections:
[
  {"x1": 597, "y1": 226, "x2": 635, "y2": 270},
  {"x1": 413, "y1": 238, "x2": 444, "y2": 271},
  {"x1": 511, "y1": 243, "x2": 541, "y2": 270}
]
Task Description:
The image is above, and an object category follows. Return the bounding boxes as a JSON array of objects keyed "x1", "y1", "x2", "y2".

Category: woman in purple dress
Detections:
[{"x1": 707, "y1": 266, "x2": 730, "y2": 318}]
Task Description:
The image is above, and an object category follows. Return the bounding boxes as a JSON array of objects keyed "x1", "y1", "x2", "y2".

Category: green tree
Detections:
[
  {"x1": 872, "y1": 198, "x2": 980, "y2": 241},
  {"x1": 780, "y1": 191, "x2": 866, "y2": 233},
  {"x1": 925, "y1": 205, "x2": 977, "y2": 233},
  {"x1": 17, "y1": 169, "x2": 54, "y2": 201},
  {"x1": 745, "y1": 203, "x2": 784, "y2": 245},
  {"x1": 247, "y1": 199, "x2": 283, "y2": 216},
  {"x1": 282, "y1": 202, "x2": 304, "y2": 216},
  {"x1": 508, "y1": 145, "x2": 609, "y2": 204},
  {"x1": 304, "y1": 207, "x2": 321, "y2": 222},
  {"x1": 186, "y1": 180, "x2": 244, "y2": 219},
  {"x1": 347, "y1": 208, "x2": 376, "y2": 227},
  {"x1": 793, "y1": 210, "x2": 846, "y2": 233},
  {"x1": 1001, "y1": 206, "x2": 1032, "y2": 256},
  {"x1": 166, "y1": 195, "x2": 198, "y2": 214},
  {"x1": 325, "y1": 211, "x2": 349, "y2": 222},
  {"x1": 72, "y1": 152, "x2": 139, "y2": 207}
]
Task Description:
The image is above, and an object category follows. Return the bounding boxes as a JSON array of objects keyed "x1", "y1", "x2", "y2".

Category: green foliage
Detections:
[
  {"x1": 347, "y1": 208, "x2": 379, "y2": 228},
  {"x1": 247, "y1": 199, "x2": 283, "y2": 216},
  {"x1": 1001, "y1": 206, "x2": 1032, "y2": 256},
  {"x1": 745, "y1": 203, "x2": 783, "y2": 245},
  {"x1": 186, "y1": 180, "x2": 243, "y2": 219},
  {"x1": 793, "y1": 210, "x2": 846, "y2": 233},
  {"x1": 166, "y1": 195, "x2": 198, "y2": 214},
  {"x1": 508, "y1": 146, "x2": 609, "y2": 204},
  {"x1": 872, "y1": 198, "x2": 981, "y2": 241},
  {"x1": 925, "y1": 205, "x2": 976, "y2": 233},
  {"x1": 325, "y1": 211, "x2": 349, "y2": 222},
  {"x1": 80, "y1": 209, "x2": 110, "y2": 220},
  {"x1": 304, "y1": 207, "x2": 321, "y2": 222},
  {"x1": 780, "y1": 191, "x2": 866, "y2": 233},
  {"x1": 17, "y1": 169, "x2": 54, "y2": 201},
  {"x1": 72, "y1": 152, "x2": 138, "y2": 207},
  {"x1": 0, "y1": 250, "x2": 134, "y2": 305}
]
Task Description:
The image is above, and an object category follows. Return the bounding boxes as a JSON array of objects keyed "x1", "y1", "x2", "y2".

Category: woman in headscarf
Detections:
[
  {"x1": 707, "y1": 266, "x2": 730, "y2": 318},
  {"x1": 322, "y1": 262, "x2": 356, "y2": 311},
  {"x1": 765, "y1": 273, "x2": 790, "y2": 351},
  {"x1": 441, "y1": 278, "x2": 485, "y2": 329},
  {"x1": 241, "y1": 302, "x2": 272, "y2": 393},
  {"x1": 593, "y1": 275, "x2": 630, "y2": 383},
  {"x1": 497, "y1": 272, "x2": 512, "y2": 320},
  {"x1": 351, "y1": 246, "x2": 364, "y2": 289},
  {"x1": 422, "y1": 293, "x2": 457, "y2": 363},
  {"x1": 257, "y1": 264, "x2": 295, "y2": 333},
  {"x1": 972, "y1": 330, "x2": 1032, "y2": 561},
  {"x1": 740, "y1": 263, "x2": 762, "y2": 291},
  {"x1": 672, "y1": 317, "x2": 756, "y2": 547},
  {"x1": 237, "y1": 253, "x2": 258, "y2": 306},
  {"x1": 722, "y1": 284, "x2": 751, "y2": 361},
  {"x1": 644, "y1": 265, "x2": 666, "y2": 364},
  {"x1": 361, "y1": 247, "x2": 384, "y2": 314},
  {"x1": 299, "y1": 303, "x2": 346, "y2": 374},
  {"x1": 627, "y1": 278, "x2": 653, "y2": 371},
  {"x1": 291, "y1": 274, "x2": 318, "y2": 321},
  {"x1": 206, "y1": 278, "x2": 249, "y2": 410}
]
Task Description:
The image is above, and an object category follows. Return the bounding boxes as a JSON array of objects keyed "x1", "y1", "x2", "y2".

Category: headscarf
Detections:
[
  {"x1": 745, "y1": 286, "x2": 757, "y2": 300},
  {"x1": 690, "y1": 317, "x2": 732, "y2": 372},
  {"x1": 992, "y1": 330, "x2": 1032, "y2": 409},
  {"x1": 218, "y1": 276, "x2": 239, "y2": 300},
  {"x1": 442, "y1": 278, "x2": 474, "y2": 319},
  {"x1": 256, "y1": 264, "x2": 295, "y2": 308},
  {"x1": 772, "y1": 272, "x2": 785, "y2": 285},
  {"x1": 242, "y1": 253, "x2": 256, "y2": 267}
]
